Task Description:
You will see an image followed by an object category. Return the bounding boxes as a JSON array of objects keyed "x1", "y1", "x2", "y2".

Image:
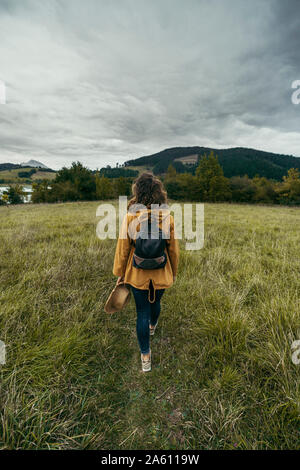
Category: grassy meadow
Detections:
[
  {"x1": 0, "y1": 167, "x2": 56, "y2": 183},
  {"x1": 0, "y1": 200, "x2": 299, "y2": 450}
]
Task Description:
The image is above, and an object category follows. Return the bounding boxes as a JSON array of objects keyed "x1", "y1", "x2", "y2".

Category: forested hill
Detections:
[{"x1": 125, "y1": 146, "x2": 300, "y2": 180}]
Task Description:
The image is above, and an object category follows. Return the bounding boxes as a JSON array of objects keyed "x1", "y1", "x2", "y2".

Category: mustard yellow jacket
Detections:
[{"x1": 113, "y1": 208, "x2": 180, "y2": 294}]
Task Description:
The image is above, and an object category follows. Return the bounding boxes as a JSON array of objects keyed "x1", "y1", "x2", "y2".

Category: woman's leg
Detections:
[
  {"x1": 150, "y1": 285, "x2": 165, "y2": 328},
  {"x1": 131, "y1": 286, "x2": 151, "y2": 355}
]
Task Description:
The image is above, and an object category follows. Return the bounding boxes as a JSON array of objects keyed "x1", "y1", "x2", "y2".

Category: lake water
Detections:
[{"x1": 0, "y1": 185, "x2": 32, "y2": 203}]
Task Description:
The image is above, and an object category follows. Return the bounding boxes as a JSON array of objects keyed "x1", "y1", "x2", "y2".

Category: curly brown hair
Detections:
[{"x1": 127, "y1": 172, "x2": 168, "y2": 209}]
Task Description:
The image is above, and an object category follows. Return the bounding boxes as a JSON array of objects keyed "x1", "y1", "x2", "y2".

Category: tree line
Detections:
[
  {"x1": 1, "y1": 153, "x2": 300, "y2": 205},
  {"x1": 30, "y1": 162, "x2": 133, "y2": 203},
  {"x1": 164, "y1": 151, "x2": 300, "y2": 204}
]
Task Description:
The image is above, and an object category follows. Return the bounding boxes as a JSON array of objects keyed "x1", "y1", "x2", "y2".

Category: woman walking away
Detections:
[{"x1": 113, "y1": 172, "x2": 180, "y2": 372}]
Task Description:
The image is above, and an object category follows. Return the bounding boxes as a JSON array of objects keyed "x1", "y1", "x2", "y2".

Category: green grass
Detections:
[
  {"x1": 125, "y1": 165, "x2": 153, "y2": 175},
  {"x1": 0, "y1": 167, "x2": 56, "y2": 183},
  {"x1": 0, "y1": 201, "x2": 299, "y2": 449}
]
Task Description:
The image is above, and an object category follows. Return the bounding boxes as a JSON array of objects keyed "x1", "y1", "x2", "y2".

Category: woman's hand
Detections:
[{"x1": 117, "y1": 276, "x2": 124, "y2": 285}]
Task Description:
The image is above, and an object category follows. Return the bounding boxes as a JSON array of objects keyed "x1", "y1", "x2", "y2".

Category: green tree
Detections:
[
  {"x1": 174, "y1": 173, "x2": 199, "y2": 200},
  {"x1": 5, "y1": 185, "x2": 24, "y2": 204},
  {"x1": 252, "y1": 176, "x2": 277, "y2": 203},
  {"x1": 114, "y1": 177, "x2": 131, "y2": 197},
  {"x1": 95, "y1": 174, "x2": 113, "y2": 200},
  {"x1": 280, "y1": 168, "x2": 300, "y2": 203},
  {"x1": 230, "y1": 176, "x2": 256, "y2": 202},
  {"x1": 164, "y1": 164, "x2": 179, "y2": 199},
  {"x1": 0, "y1": 193, "x2": 8, "y2": 205},
  {"x1": 166, "y1": 164, "x2": 177, "y2": 180},
  {"x1": 196, "y1": 151, "x2": 231, "y2": 201},
  {"x1": 51, "y1": 181, "x2": 80, "y2": 202},
  {"x1": 55, "y1": 162, "x2": 96, "y2": 200},
  {"x1": 32, "y1": 181, "x2": 52, "y2": 203}
]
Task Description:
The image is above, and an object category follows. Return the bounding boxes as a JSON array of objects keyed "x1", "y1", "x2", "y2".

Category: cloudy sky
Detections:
[{"x1": 0, "y1": 0, "x2": 300, "y2": 170}]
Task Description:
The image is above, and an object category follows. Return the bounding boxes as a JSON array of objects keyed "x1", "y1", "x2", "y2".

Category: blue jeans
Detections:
[{"x1": 131, "y1": 281, "x2": 165, "y2": 355}]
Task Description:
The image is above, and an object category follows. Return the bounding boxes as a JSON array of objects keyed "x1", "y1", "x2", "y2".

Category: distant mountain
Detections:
[
  {"x1": 20, "y1": 159, "x2": 49, "y2": 169},
  {"x1": 125, "y1": 146, "x2": 300, "y2": 180}
]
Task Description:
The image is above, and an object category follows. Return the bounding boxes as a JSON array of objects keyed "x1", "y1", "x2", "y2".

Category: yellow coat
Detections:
[{"x1": 113, "y1": 208, "x2": 180, "y2": 296}]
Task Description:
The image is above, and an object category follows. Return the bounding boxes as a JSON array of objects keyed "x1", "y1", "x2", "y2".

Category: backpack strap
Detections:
[{"x1": 148, "y1": 280, "x2": 156, "y2": 304}]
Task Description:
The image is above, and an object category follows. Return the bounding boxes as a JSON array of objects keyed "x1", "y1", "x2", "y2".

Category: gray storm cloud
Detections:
[{"x1": 0, "y1": 0, "x2": 300, "y2": 169}]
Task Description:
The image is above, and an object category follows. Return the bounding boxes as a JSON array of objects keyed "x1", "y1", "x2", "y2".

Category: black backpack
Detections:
[{"x1": 132, "y1": 216, "x2": 167, "y2": 270}]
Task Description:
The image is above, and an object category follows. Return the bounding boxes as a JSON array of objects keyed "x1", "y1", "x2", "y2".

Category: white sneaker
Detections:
[{"x1": 141, "y1": 350, "x2": 151, "y2": 372}]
